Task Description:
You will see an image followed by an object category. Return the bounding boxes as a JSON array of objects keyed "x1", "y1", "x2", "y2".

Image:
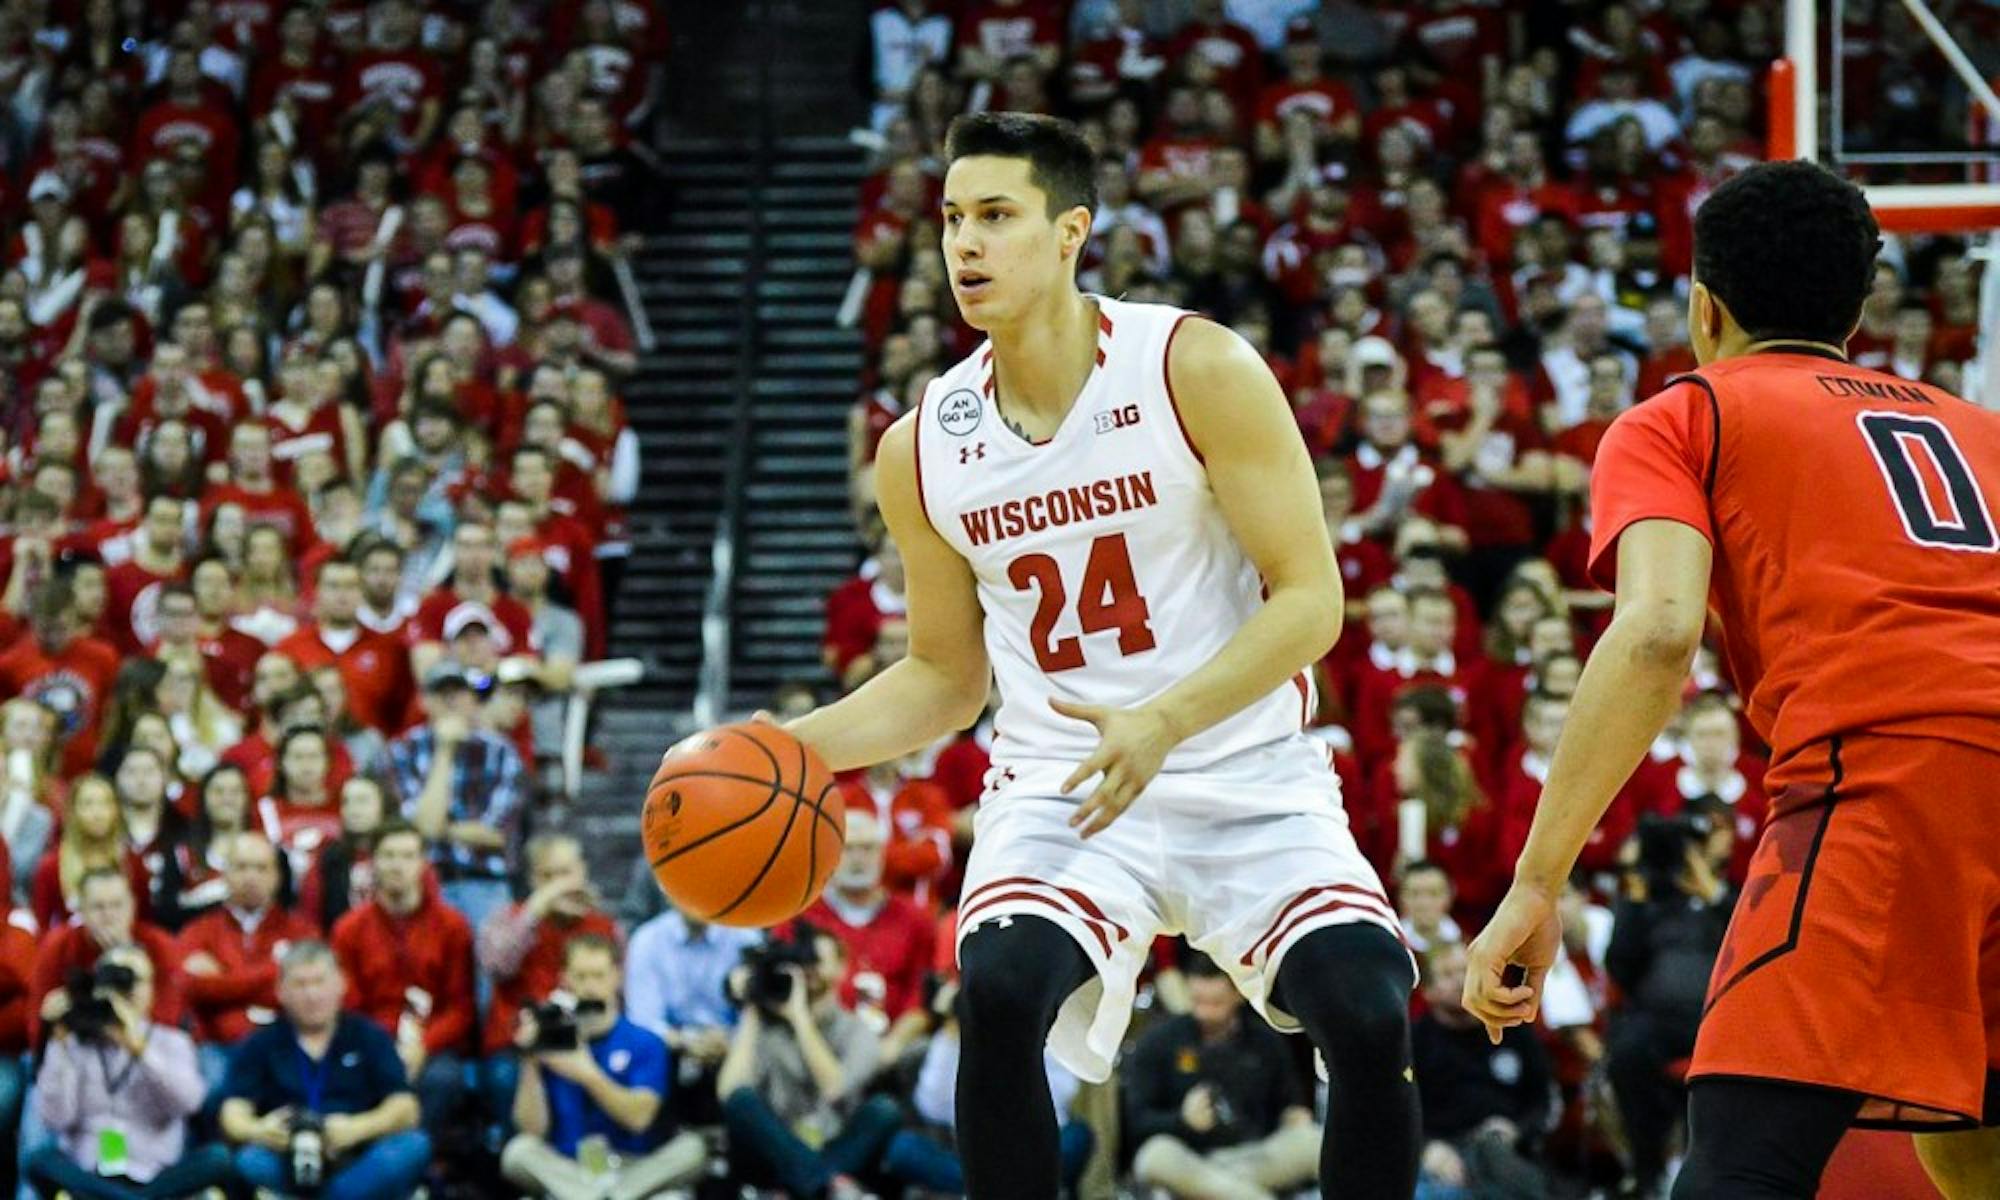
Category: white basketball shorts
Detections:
[{"x1": 954, "y1": 735, "x2": 1414, "y2": 1083}]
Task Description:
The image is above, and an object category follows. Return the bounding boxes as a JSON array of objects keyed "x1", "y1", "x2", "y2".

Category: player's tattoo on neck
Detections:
[{"x1": 1001, "y1": 412, "x2": 1032, "y2": 441}]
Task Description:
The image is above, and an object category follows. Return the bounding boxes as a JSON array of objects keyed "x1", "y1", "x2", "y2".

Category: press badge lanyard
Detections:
[{"x1": 95, "y1": 1036, "x2": 144, "y2": 1095}]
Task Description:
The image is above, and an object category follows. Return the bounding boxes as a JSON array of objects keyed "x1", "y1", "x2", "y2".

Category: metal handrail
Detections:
[{"x1": 690, "y1": 0, "x2": 777, "y2": 728}]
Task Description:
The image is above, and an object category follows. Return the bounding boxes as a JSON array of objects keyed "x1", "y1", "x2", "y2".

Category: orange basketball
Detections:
[{"x1": 642, "y1": 722, "x2": 845, "y2": 928}]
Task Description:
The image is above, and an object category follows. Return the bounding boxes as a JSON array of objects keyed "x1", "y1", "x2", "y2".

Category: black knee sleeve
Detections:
[
  {"x1": 954, "y1": 912, "x2": 1095, "y2": 1040},
  {"x1": 1272, "y1": 923, "x2": 1420, "y2": 1200},
  {"x1": 955, "y1": 914, "x2": 1095, "y2": 1200},
  {"x1": 1273, "y1": 922, "x2": 1416, "y2": 1068}
]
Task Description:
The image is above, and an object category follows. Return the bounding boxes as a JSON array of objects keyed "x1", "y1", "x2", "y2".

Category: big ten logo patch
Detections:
[{"x1": 1094, "y1": 404, "x2": 1141, "y2": 435}]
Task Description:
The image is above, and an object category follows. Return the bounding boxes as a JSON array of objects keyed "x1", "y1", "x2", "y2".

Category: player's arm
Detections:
[
  {"x1": 1463, "y1": 518, "x2": 1711, "y2": 1037},
  {"x1": 1516, "y1": 519, "x2": 1710, "y2": 888},
  {"x1": 1153, "y1": 318, "x2": 1346, "y2": 738},
  {"x1": 1059, "y1": 318, "x2": 1343, "y2": 835},
  {"x1": 783, "y1": 414, "x2": 991, "y2": 773}
]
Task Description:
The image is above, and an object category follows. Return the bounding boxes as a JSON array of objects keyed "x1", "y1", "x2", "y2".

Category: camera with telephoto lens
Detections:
[
  {"x1": 738, "y1": 932, "x2": 818, "y2": 1015},
  {"x1": 289, "y1": 1109, "x2": 326, "y2": 1192},
  {"x1": 528, "y1": 994, "x2": 608, "y2": 1052},
  {"x1": 1632, "y1": 811, "x2": 1714, "y2": 897},
  {"x1": 59, "y1": 962, "x2": 137, "y2": 1041}
]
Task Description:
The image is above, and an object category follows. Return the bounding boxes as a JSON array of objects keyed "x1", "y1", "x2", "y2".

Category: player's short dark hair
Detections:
[
  {"x1": 1693, "y1": 161, "x2": 1880, "y2": 346},
  {"x1": 945, "y1": 112, "x2": 1098, "y2": 218}
]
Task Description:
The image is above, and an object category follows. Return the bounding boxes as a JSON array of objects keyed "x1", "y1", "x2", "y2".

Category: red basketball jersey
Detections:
[{"x1": 1588, "y1": 349, "x2": 2000, "y2": 767}]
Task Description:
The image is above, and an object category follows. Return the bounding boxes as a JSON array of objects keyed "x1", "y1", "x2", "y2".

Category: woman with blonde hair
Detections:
[
  {"x1": 30, "y1": 775, "x2": 137, "y2": 929},
  {"x1": 1393, "y1": 727, "x2": 1503, "y2": 921},
  {"x1": 1, "y1": 698, "x2": 61, "y2": 900},
  {"x1": 152, "y1": 649, "x2": 244, "y2": 781}
]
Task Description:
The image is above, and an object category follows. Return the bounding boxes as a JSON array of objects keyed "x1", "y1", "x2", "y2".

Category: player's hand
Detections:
[
  {"x1": 1051, "y1": 699, "x2": 1178, "y2": 839},
  {"x1": 1463, "y1": 882, "x2": 1562, "y2": 1045}
]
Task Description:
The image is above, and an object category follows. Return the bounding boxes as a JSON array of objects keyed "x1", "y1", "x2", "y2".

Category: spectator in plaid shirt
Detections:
[{"x1": 390, "y1": 661, "x2": 524, "y2": 938}]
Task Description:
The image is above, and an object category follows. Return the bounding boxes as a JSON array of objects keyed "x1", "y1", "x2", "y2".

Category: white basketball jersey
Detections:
[{"x1": 913, "y1": 296, "x2": 1314, "y2": 776}]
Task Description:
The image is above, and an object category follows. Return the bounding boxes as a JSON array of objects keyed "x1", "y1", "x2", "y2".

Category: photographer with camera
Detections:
[
  {"x1": 23, "y1": 946, "x2": 232, "y2": 1199},
  {"x1": 1604, "y1": 811, "x2": 1736, "y2": 1198},
  {"x1": 478, "y1": 834, "x2": 620, "y2": 1123},
  {"x1": 31, "y1": 869, "x2": 183, "y2": 1048},
  {"x1": 716, "y1": 925, "x2": 900, "y2": 1199},
  {"x1": 218, "y1": 940, "x2": 430, "y2": 1200},
  {"x1": 500, "y1": 933, "x2": 708, "y2": 1200},
  {"x1": 1123, "y1": 955, "x2": 1319, "y2": 1200}
]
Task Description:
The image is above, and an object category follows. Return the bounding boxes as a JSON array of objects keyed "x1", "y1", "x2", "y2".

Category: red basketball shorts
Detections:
[{"x1": 1691, "y1": 732, "x2": 2000, "y2": 1127}]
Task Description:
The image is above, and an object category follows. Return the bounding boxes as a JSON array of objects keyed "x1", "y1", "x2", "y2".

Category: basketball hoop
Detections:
[{"x1": 1776, "y1": 0, "x2": 2000, "y2": 407}]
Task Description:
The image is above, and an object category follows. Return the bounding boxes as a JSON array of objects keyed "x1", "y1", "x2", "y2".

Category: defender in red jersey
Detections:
[{"x1": 1464, "y1": 160, "x2": 2000, "y2": 1199}]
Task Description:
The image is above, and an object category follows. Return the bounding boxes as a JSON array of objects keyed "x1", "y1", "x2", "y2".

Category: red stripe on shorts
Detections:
[
  {"x1": 959, "y1": 890, "x2": 1114, "y2": 958},
  {"x1": 1241, "y1": 896, "x2": 1408, "y2": 968},
  {"x1": 1242, "y1": 884, "x2": 1395, "y2": 966},
  {"x1": 961, "y1": 875, "x2": 1129, "y2": 941}
]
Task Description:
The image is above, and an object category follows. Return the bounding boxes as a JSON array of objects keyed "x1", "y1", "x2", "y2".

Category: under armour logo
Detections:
[{"x1": 959, "y1": 442, "x2": 986, "y2": 464}]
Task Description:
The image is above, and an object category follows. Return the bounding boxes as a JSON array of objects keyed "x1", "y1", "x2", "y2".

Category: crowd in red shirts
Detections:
[
  {"x1": 827, "y1": 0, "x2": 1993, "y2": 1192},
  {"x1": 0, "y1": 0, "x2": 672, "y2": 1194}
]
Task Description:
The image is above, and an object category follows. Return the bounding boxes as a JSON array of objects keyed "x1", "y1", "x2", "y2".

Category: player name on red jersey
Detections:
[{"x1": 957, "y1": 470, "x2": 1159, "y2": 547}]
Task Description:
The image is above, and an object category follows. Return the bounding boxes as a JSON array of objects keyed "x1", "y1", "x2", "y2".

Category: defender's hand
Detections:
[
  {"x1": 1463, "y1": 883, "x2": 1562, "y2": 1044},
  {"x1": 1051, "y1": 699, "x2": 1178, "y2": 839}
]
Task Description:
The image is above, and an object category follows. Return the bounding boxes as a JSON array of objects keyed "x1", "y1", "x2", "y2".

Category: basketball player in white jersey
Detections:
[{"x1": 775, "y1": 114, "x2": 1421, "y2": 1198}]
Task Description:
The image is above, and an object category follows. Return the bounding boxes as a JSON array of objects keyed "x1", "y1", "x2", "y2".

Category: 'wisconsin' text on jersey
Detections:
[
  {"x1": 911, "y1": 295, "x2": 1319, "y2": 777},
  {"x1": 958, "y1": 471, "x2": 1158, "y2": 547}
]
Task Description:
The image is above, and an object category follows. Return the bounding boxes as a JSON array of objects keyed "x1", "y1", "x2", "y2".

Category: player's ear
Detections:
[{"x1": 1057, "y1": 205, "x2": 1092, "y2": 266}]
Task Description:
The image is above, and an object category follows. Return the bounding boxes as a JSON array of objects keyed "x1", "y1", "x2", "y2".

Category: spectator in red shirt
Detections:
[
  {"x1": 475, "y1": 833, "x2": 621, "y2": 1112},
  {"x1": 1346, "y1": 388, "x2": 1470, "y2": 551},
  {"x1": 201, "y1": 422, "x2": 314, "y2": 554},
  {"x1": 31, "y1": 867, "x2": 184, "y2": 1048},
  {"x1": 834, "y1": 757, "x2": 954, "y2": 905},
  {"x1": 822, "y1": 528, "x2": 908, "y2": 691},
  {"x1": 100, "y1": 494, "x2": 188, "y2": 656},
  {"x1": 177, "y1": 831, "x2": 318, "y2": 1076},
  {"x1": 256, "y1": 718, "x2": 354, "y2": 877},
  {"x1": 330, "y1": 820, "x2": 474, "y2": 1131},
  {"x1": 337, "y1": 0, "x2": 443, "y2": 153},
  {"x1": 1253, "y1": 17, "x2": 1361, "y2": 164},
  {"x1": 0, "y1": 579, "x2": 121, "y2": 779},
  {"x1": 30, "y1": 774, "x2": 140, "y2": 931},
  {"x1": 1166, "y1": 0, "x2": 1264, "y2": 110},
  {"x1": 274, "y1": 559, "x2": 413, "y2": 736},
  {"x1": 956, "y1": 0, "x2": 1061, "y2": 86},
  {"x1": 132, "y1": 50, "x2": 241, "y2": 204},
  {"x1": 181, "y1": 562, "x2": 265, "y2": 712},
  {"x1": 797, "y1": 809, "x2": 936, "y2": 1028},
  {"x1": 1666, "y1": 694, "x2": 1768, "y2": 886},
  {"x1": 355, "y1": 538, "x2": 418, "y2": 639},
  {"x1": 411, "y1": 520, "x2": 535, "y2": 680}
]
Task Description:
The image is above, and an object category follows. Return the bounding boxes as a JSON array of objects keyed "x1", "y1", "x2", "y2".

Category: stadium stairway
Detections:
[
  {"x1": 567, "y1": 137, "x2": 756, "y2": 881},
  {"x1": 568, "y1": 135, "x2": 870, "y2": 889},
  {"x1": 726, "y1": 138, "x2": 870, "y2": 714}
]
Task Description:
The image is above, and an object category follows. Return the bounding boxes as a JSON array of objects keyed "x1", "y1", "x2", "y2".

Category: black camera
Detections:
[
  {"x1": 738, "y1": 934, "x2": 817, "y2": 1013},
  {"x1": 528, "y1": 996, "x2": 607, "y2": 1052},
  {"x1": 289, "y1": 1109, "x2": 326, "y2": 1193},
  {"x1": 59, "y1": 962, "x2": 137, "y2": 1041},
  {"x1": 1633, "y1": 811, "x2": 1713, "y2": 894}
]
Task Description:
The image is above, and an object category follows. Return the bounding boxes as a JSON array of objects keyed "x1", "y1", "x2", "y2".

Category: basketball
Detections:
[{"x1": 641, "y1": 722, "x2": 845, "y2": 928}]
